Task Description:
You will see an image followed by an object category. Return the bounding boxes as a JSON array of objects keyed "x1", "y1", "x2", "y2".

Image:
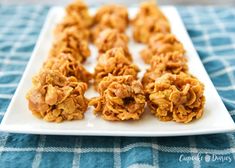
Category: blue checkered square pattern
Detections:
[{"x1": 0, "y1": 5, "x2": 235, "y2": 168}]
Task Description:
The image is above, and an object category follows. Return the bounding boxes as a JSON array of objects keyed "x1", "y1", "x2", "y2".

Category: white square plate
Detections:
[{"x1": 1, "y1": 7, "x2": 234, "y2": 137}]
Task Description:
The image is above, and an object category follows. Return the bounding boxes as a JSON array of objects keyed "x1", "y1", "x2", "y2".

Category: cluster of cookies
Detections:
[
  {"x1": 26, "y1": 0, "x2": 205, "y2": 124},
  {"x1": 26, "y1": 0, "x2": 93, "y2": 122},
  {"x1": 133, "y1": 2, "x2": 205, "y2": 123},
  {"x1": 89, "y1": 5, "x2": 146, "y2": 121}
]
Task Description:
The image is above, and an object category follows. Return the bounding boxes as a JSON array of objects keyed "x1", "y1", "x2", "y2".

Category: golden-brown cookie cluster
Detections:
[
  {"x1": 51, "y1": 0, "x2": 92, "y2": 63},
  {"x1": 94, "y1": 4, "x2": 129, "y2": 28},
  {"x1": 65, "y1": 0, "x2": 93, "y2": 28},
  {"x1": 54, "y1": 0, "x2": 93, "y2": 37},
  {"x1": 54, "y1": 22, "x2": 90, "y2": 41},
  {"x1": 50, "y1": 23, "x2": 91, "y2": 63},
  {"x1": 26, "y1": 1, "x2": 206, "y2": 124},
  {"x1": 133, "y1": 2, "x2": 206, "y2": 123},
  {"x1": 95, "y1": 29, "x2": 131, "y2": 60},
  {"x1": 89, "y1": 4, "x2": 147, "y2": 121},
  {"x1": 140, "y1": 33, "x2": 185, "y2": 64},
  {"x1": 132, "y1": 1, "x2": 170, "y2": 43},
  {"x1": 94, "y1": 48, "x2": 139, "y2": 89},
  {"x1": 89, "y1": 75, "x2": 145, "y2": 121},
  {"x1": 26, "y1": 0, "x2": 92, "y2": 122},
  {"x1": 142, "y1": 52, "x2": 188, "y2": 86},
  {"x1": 44, "y1": 53, "x2": 92, "y2": 84},
  {"x1": 26, "y1": 70, "x2": 88, "y2": 122},
  {"x1": 90, "y1": 4, "x2": 129, "y2": 42},
  {"x1": 133, "y1": 1, "x2": 168, "y2": 21},
  {"x1": 145, "y1": 73, "x2": 205, "y2": 123}
]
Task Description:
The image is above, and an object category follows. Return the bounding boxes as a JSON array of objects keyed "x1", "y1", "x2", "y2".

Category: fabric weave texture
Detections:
[{"x1": 0, "y1": 5, "x2": 235, "y2": 168}]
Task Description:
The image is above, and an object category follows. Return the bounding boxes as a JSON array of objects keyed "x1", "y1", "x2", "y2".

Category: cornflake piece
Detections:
[
  {"x1": 26, "y1": 69, "x2": 88, "y2": 122},
  {"x1": 141, "y1": 33, "x2": 185, "y2": 63},
  {"x1": 142, "y1": 52, "x2": 188, "y2": 86},
  {"x1": 94, "y1": 48, "x2": 139, "y2": 88},
  {"x1": 50, "y1": 27, "x2": 90, "y2": 63},
  {"x1": 132, "y1": 16, "x2": 170, "y2": 43},
  {"x1": 94, "y1": 4, "x2": 129, "y2": 31},
  {"x1": 145, "y1": 73, "x2": 205, "y2": 123},
  {"x1": 90, "y1": 24, "x2": 109, "y2": 42},
  {"x1": 95, "y1": 29, "x2": 131, "y2": 60},
  {"x1": 66, "y1": 0, "x2": 93, "y2": 28},
  {"x1": 132, "y1": 1, "x2": 168, "y2": 23},
  {"x1": 89, "y1": 75, "x2": 146, "y2": 121},
  {"x1": 43, "y1": 53, "x2": 92, "y2": 84}
]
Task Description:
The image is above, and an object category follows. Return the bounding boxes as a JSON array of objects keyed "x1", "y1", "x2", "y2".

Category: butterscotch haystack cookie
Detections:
[
  {"x1": 65, "y1": 0, "x2": 93, "y2": 28},
  {"x1": 145, "y1": 73, "x2": 205, "y2": 123},
  {"x1": 140, "y1": 33, "x2": 185, "y2": 63},
  {"x1": 50, "y1": 27, "x2": 90, "y2": 63},
  {"x1": 142, "y1": 52, "x2": 188, "y2": 86},
  {"x1": 54, "y1": 0, "x2": 92, "y2": 41},
  {"x1": 54, "y1": 22, "x2": 90, "y2": 41},
  {"x1": 95, "y1": 29, "x2": 131, "y2": 59},
  {"x1": 132, "y1": 16, "x2": 170, "y2": 43},
  {"x1": 132, "y1": 1, "x2": 168, "y2": 24},
  {"x1": 94, "y1": 48, "x2": 139, "y2": 88},
  {"x1": 94, "y1": 4, "x2": 129, "y2": 31},
  {"x1": 150, "y1": 52, "x2": 188, "y2": 71},
  {"x1": 132, "y1": 1, "x2": 170, "y2": 43},
  {"x1": 44, "y1": 53, "x2": 92, "y2": 84},
  {"x1": 89, "y1": 75, "x2": 146, "y2": 121},
  {"x1": 90, "y1": 5, "x2": 129, "y2": 42},
  {"x1": 26, "y1": 70, "x2": 88, "y2": 122}
]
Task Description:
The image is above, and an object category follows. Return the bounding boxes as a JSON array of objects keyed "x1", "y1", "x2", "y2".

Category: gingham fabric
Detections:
[{"x1": 0, "y1": 5, "x2": 235, "y2": 168}]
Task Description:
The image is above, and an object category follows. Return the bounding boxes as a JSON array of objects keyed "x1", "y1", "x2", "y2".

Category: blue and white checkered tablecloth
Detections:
[{"x1": 0, "y1": 5, "x2": 235, "y2": 168}]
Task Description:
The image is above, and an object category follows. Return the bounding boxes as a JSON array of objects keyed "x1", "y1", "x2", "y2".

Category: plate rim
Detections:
[
  {"x1": 1, "y1": 6, "x2": 235, "y2": 137},
  {"x1": 1, "y1": 124, "x2": 235, "y2": 137}
]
